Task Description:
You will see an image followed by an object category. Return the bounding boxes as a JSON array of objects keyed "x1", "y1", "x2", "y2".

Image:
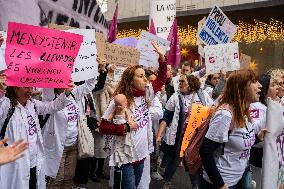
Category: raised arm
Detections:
[{"x1": 151, "y1": 42, "x2": 168, "y2": 94}]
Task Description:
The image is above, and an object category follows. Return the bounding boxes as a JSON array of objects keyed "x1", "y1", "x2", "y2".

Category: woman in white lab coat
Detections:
[
  {"x1": 43, "y1": 67, "x2": 108, "y2": 189},
  {"x1": 0, "y1": 84, "x2": 73, "y2": 189}
]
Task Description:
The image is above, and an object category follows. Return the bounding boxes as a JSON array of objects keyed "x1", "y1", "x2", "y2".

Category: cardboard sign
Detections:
[
  {"x1": 196, "y1": 17, "x2": 207, "y2": 46},
  {"x1": 262, "y1": 99, "x2": 284, "y2": 189},
  {"x1": 48, "y1": 23, "x2": 77, "y2": 30},
  {"x1": 68, "y1": 29, "x2": 98, "y2": 82},
  {"x1": 95, "y1": 32, "x2": 106, "y2": 62},
  {"x1": 5, "y1": 22, "x2": 83, "y2": 88},
  {"x1": 180, "y1": 103, "x2": 210, "y2": 157},
  {"x1": 136, "y1": 31, "x2": 170, "y2": 70},
  {"x1": 149, "y1": 0, "x2": 176, "y2": 40},
  {"x1": 198, "y1": 5, "x2": 237, "y2": 46},
  {"x1": 204, "y1": 42, "x2": 240, "y2": 74},
  {"x1": 105, "y1": 43, "x2": 140, "y2": 67},
  {"x1": 240, "y1": 53, "x2": 251, "y2": 69}
]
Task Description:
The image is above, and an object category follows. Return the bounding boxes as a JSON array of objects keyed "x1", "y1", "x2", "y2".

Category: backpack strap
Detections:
[{"x1": 0, "y1": 103, "x2": 15, "y2": 140}]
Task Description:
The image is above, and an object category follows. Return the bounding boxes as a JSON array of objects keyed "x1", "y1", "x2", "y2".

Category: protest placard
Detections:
[
  {"x1": 48, "y1": 23, "x2": 77, "y2": 30},
  {"x1": 95, "y1": 32, "x2": 106, "y2": 62},
  {"x1": 180, "y1": 103, "x2": 210, "y2": 157},
  {"x1": 105, "y1": 43, "x2": 140, "y2": 67},
  {"x1": 136, "y1": 31, "x2": 170, "y2": 70},
  {"x1": 240, "y1": 53, "x2": 251, "y2": 69},
  {"x1": 149, "y1": 0, "x2": 176, "y2": 40},
  {"x1": 68, "y1": 29, "x2": 98, "y2": 82},
  {"x1": 196, "y1": 17, "x2": 207, "y2": 46},
  {"x1": 204, "y1": 42, "x2": 240, "y2": 74},
  {"x1": 197, "y1": 5, "x2": 237, "y2": 46},
  {"x1": 5, "y1": 22, "x2": 83, "y2": 88},
  {"x1": 263, "y1": 99, "x2": 284, "y2": 189}
]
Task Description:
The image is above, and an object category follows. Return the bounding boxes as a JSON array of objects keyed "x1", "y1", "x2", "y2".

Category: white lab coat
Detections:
[
  {"x1": 43, "y1": 78, "x2": 97, "y2": 178},
  {"x1": 0, "y1": 92, "x2": 70, "y2": 189}
]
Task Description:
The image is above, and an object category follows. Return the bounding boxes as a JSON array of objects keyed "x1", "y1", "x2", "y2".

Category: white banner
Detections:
[
  {"x1": 68, "y1": 29, "x2": 98, "y2": 82},
  {"x1": 113, "y1": 66, "x2": 127, "y2": 82},
  {"x1": 240, "y1": 53, "x2": 251, "y2": 69},
  {"x1": 149, "y1": 0, "x2": 176, "y2": 40},
  {"x1": 136, "y1": 31, "x2": 170, "y2": 70},
  {"x1": 204, "y1": 42, "x2": 240, "y2": 74},
  {"x1": 0, "y1": 31, "x2": 7, "y2": 71},
  {"x1": 263, "y1": 99, "x2": 284, "y2": 189},
  {"x1": 197, "y1": 5, "x2": 237, "y2": 46},
  {"x1": 0, "y1": 0, "x2": 108, "y2": 36}
]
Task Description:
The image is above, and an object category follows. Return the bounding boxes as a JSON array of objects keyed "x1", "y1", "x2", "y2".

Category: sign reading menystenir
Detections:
[{"x1": 198, "y1": 5, "x2": 237, "y2": 46}]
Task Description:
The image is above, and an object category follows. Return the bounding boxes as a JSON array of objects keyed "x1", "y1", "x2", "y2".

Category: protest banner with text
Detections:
[
  {"x1": 95, "y1": 32, "x2": 106, "y2": 62},
  {"x1": 180, "y1": 103, "x2": 210, "y2": 157},
  {"x1": 204, "y1": 42, "x2": 240, "y2": 74},
  {"x1": 263, "y1": 99, "x2": 284, "y2": 189},
  {"x1": 5, "y1": 22, "x2": 83, "y2": 88},
  {"x1": 68, "y1": 29, "x2": 98, "y2": 82},
  {"x1": 198, "y1": 5, "x2": 237, "y2": 46},
  {"x1": 105, "y1": 43, "x2": 140, "y2": 67},
  {"x1": 136, "y1": 31, "x2": 170, "y2": 70},
  {"x1": 149, "y1": 0, "x2": 176, "y2": 40}
]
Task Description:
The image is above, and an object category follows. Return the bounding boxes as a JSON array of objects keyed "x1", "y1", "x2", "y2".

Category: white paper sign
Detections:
[
  {"x1": 240, "y1": 53, "x2": 251, "y2": 69},
  {"x1": 136, "y1": 31, "x2": 170, "y2": 70},
  {"x1": 198, "y1": 5, "x2": 237, "y2": 46},
  {"x1": 149, "y1": 0, "x2": 176, "y2": 40},
  {"x1": 113, "y1": 66, "x2": 127, "y2": 82},
  {"x1": 262, "y1": 99, "x2": 284, "y2": 189},
  {"x1": 0, "y1": 31, "x2": 7, "y2": 71},
  {"x1": 204, "y1": 42, "x2": 240, "y2": 74},
  {"x1": 68, "y1": 29, "x2": 98, "y2": 82}
]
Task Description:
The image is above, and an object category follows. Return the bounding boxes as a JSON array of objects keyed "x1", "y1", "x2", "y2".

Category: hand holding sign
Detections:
[
  {"x1": 0, "y1": 34, "x2": 4, "y2": 47},
  {"x1": 152, "y1": 41, "x2": 165, "y2": 62},
  {"x1": 0, "y1": 73, "x2": 6, "y2": 90}
]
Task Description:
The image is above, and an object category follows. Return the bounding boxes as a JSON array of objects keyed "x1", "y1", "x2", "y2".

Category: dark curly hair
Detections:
[{"x1": 184, "y1": 74, "x2": 201, "y2": 92}]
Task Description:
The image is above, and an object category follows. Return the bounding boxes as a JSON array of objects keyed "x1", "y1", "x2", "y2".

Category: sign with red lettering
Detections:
[{"x1": 5, "y1": 22, "x2": 83, "y2": 88}]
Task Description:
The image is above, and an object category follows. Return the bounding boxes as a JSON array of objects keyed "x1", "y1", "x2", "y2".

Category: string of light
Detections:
[{"x1": 117, "y1": 18, "x2": 284, "y2": 46}]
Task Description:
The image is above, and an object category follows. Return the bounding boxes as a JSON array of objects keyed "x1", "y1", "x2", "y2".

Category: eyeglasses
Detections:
[{"x1": 179, "y1": 80, "x2": 186, "y2": 83}]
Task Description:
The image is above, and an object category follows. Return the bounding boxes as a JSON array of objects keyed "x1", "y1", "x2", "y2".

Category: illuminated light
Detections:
[
  {"x1": 181, "y1": 48, "x2": 188, "y2": 57},
  {"x1": 117, "y1": 19, "x2": 284, "y2": 46},
  {"x1": 249, "y1": 60, "x2": 258, "y2": 70}
]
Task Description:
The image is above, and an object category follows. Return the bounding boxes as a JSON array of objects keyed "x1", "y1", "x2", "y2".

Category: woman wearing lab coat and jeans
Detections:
[
  {"x1": 43, "y1": 66, "x2": 108, "y2": 189},
  {"x1": 0, "y1": 80, "x2": 73, "y2": 189}
]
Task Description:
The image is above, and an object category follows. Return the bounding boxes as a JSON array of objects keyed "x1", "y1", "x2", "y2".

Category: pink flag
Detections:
[
  {"x1": 167, "y1": 18, "x2": 181, "y2": 68},
  {"x1": 107, "y1": 3, "x2": 118, "y2": 43},
  {"x1": 149, "y1": 19, "x2": 156, "y2": 35}
]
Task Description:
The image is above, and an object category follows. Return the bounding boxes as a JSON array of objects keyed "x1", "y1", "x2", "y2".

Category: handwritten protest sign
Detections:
[
  {"x1": 198, "y1": 5, "x2": 237, "y2": 46},
  {"x1": 180, "y1": 103, "x2": 210, "y2": 157},
  {"x1": 5, "y1": 22, "x2": 83, "y2": 88},
  {"x1": 204, "y1": 42, "x2": 240, "y2": 74},
  {"x1": 95, "y1": 32, "x2": 106, "y2": 62},
  {"x1": 240, "y1": 53, "x2": 251, "y2": 69},
  {"x1": 48, "y1": 23, "x2": 77, "y2": 30},
  {"x1": 68, "y1": 29, "x2": 98, "y2": 82},
  {"x1": 196, "y1": 17, "x2": 207, "y2": 46},
  {"x1": 136, "y1": 31, "x2": 170, "y2": 70},
  {"x1": 105, "y1": 43, "x2": 140, "y2": 67},
  {"x1": 149, "y1": 0, "x2": 176, "y2": 40},
  {"x1": 263, "y1": 99, "x2": 284, "y2": 189}
]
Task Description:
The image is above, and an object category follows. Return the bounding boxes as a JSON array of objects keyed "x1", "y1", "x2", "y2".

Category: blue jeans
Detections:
[{"x1": 121, "y1": 160, "x2": 145, "y2": 189}]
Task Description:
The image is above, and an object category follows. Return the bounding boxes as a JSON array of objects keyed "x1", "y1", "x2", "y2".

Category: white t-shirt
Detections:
[
  {"x1": 64, "y1": 101, "x2": 79, "y2": 147},
  {"x1": 132, "y1": 97, "x2": 150, "y2": 161},
  {"x1": 203, "y1": 109, "x2": 256, "y2": 187},
  {"x1": 26, "y1": 111, "x2": 38, "y2": 168}
]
